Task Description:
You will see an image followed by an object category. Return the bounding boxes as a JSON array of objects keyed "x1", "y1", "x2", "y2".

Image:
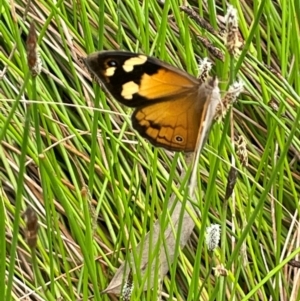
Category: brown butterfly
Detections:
[{"x1": 83, "y1": 51, "x2": 220, "y2": 152}]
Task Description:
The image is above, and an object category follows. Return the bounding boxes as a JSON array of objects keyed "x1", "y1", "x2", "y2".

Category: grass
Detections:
[{"x1": 1, "y1": 0, "x2": 300, "y2": 300}]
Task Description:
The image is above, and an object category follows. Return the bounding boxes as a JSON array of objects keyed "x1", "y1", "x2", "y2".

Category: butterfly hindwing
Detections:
[{"x1": 131, "y1": 96, "x2": 200, "y2": 151}]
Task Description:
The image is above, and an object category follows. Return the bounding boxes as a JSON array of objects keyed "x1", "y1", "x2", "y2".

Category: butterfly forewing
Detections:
[{"x1": 83, "y1": 51, "x2": 198, "y2": 107}]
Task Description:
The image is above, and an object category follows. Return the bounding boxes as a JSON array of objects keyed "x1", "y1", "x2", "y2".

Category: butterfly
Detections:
[{"x1": 83, "y1": 51, "x2": 221, "y2": 152}]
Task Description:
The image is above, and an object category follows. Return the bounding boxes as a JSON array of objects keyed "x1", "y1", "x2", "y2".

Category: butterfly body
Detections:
[{"x1": 84, "y1": 51, "x2": 220, "y2": 152}]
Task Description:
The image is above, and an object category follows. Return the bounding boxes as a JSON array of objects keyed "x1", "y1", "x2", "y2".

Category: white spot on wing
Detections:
[
  {"x1": 121, "y1": 81, "x2": 139, "y2": 99},
  {"x1": 123, "y1": 55, "x2": 147, "y2": 72},
  {"x1": 105, "y1": 67, "x2": 116, "y2": 76}
]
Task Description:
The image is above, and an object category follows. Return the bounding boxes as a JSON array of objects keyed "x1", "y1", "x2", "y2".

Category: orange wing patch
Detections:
[
  {"x1": 138, "y1": 69, "x2": 197, "y2": 100},
  {"x1": 133, "y1": 94, "x2": 205, "y2": 151}
]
